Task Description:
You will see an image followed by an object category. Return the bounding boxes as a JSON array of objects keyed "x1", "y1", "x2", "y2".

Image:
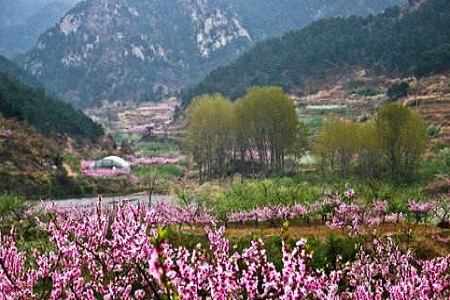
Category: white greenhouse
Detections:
[{"x1": 90, "y1": 156, "x2": 131, "y2": 172}]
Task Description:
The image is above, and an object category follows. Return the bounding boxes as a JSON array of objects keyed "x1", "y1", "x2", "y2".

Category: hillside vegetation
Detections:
[
  {"x1": 182, "y1": 0, "x2": 450, "y2": 105},
  {"x1": 0, "y1": 71, "x2": 103, "y2": 141},
  {"x1": 216, "y1": 0, "x2": 406, "y2": 39},
  {"x1": 0, "y1": 54, "x2": 42, "y2": 88}
]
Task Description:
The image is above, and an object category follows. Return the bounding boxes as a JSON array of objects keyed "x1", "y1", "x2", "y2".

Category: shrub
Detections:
[
  {"x1": 0, "y1": 194, "x2": 27, "y2": 219},
  {"x1": 307, "y1": 234, "x2": 359, "y2": 271},
  {"x1": 387, "y1": 82, "x2": 410, "y2": 102},
  {"x1": 422, "y1": 148, "x2": 450, "y2": 180},
  {"x1": 356, "y1": 88, "x2": 379, "y2": 97},
  {"x1": 428, "y1": 126, "x2": 441, "y2": 138}
]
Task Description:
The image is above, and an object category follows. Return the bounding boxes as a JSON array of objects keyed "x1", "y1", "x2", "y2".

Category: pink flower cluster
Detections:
[
  {"x1": 344, "y1": 188, "x2": 356, "y2": 199},
  {"x1": 123, "y1": 123, "x2": 155, "y2": 133},
  {"x1": 327, "y1": 200, "x2": 405, "y2": 235},
  {"x1": 228, "y1": 204, "x2": 307, "y2": 223},
  {"x1": 81, "y1": 160, "x2": 94, "y2": 170},
  {"x1": 137, "y1": 104, "x2": 175, "y2": 111},
  {"x1": 150, "y1": 202, "x2": 214, "y2": 225},
  {"x1": 408, "y1": 200, "x2": 436, "y2": 224},
  {"x1": 1, "y1": 203, "x2": 450, "y2": 299},
  {"x1": 127, "y1": 156, "x2": 180, "y2": 166},
  {"x1": 80, "y1": 160, "x2": 131, "y2": 178},
  {"x1": 82, "y1": 168, "x2": 130, "y2": 177},
  {"x1": 408, "y1": 200, "x2": 435, "y2": 213},
  {"x1": 0, "y1": 128, "x2": 11, "y2": 138}
]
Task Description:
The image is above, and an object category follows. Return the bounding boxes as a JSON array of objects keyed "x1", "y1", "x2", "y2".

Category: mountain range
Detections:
[
  {"x1": 0, "y1": 0, "x2": 80, "y2": 58},
  {"x1": 182, "y1": 0, "x2": 450, "y2": 105},
  {"x1": 17, "y1": 0, "x2": 407, "y2": 108}
]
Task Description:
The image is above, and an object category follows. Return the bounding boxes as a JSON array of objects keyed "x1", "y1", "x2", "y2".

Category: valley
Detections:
[{"x1": 1, "y1": 0, "x2": 450, "y2": 298}]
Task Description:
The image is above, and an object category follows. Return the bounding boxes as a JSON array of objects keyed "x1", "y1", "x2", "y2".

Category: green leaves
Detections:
[{"x1": 316, "y1": 104, "x2": 428, "y2": 182}]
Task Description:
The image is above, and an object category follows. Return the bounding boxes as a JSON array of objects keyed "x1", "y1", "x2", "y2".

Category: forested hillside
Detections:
[
  {"x1": 0, "y1": 71, "x2": 103, "y2": 141},
  {"x1": 0, "y1": 55, "x2": 42, "y2": 88},
  {"x1": 182, "y1": 0, "x2": 450, "y2": 104},
  {"x1": 218, "y1": 0, "x2": 406, "y2": 39}
]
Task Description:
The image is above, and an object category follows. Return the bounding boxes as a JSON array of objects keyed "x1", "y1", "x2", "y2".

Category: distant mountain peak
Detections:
[{"x1": 0, "y1": 0, "x2": 80, "y2": 58}]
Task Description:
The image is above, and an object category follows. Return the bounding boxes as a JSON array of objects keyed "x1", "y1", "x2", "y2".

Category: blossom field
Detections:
[
  {"x1": 124, "y1": 123, "x2": 156, "y2": 134},
  {"x1": 1, "y1": 188, "x2": 450, "y2": 299},
  {"x1": 81, "y1": 168, "x2": 131, "y2": 178}
]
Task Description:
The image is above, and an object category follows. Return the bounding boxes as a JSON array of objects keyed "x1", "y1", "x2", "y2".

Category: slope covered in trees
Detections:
[
  {"x1": 0, "y1": 71, "x2": 103, "y2": 141},
  {"x1": 0, "y1": 55, "x2": 42, "y2": 88},
  {"x1": 216, "y1": 0, "x2": 406, "y2": 40},
  {"x1": 182, "y1": 0, "x2": 450, "y2": 105}
]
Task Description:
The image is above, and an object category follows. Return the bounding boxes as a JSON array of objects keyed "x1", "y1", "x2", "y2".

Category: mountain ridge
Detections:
[
  {"x1": 0, "y1": 1, "x2": 78, "y2": 59},
  {"x1": 181, "y1": 0, "x2": 450, "y2": 106},
  {"x1": 18, "y1": 0, "x2": 407, "y2": 108}
]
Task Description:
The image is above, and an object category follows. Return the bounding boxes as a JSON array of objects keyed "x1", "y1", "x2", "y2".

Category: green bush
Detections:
[
  {"x1": 428, "y1": 126, "x2": 441, "y2": 138},
  {"x1": 133, "y1": 164, "x2": 183, "y2": 180},
  {"x1": 422, "y1": 148, "x2": 450, "y2": 180},
  {"x1": 62, "y1": 154, "x2": 82, "y2": 174},
  {"x1": 134, "y1": 141, "x2": 181, "y2": 157},
  {"x1": 307, "y1": 234, "x2": 359, "y2": 271},
  {"x1": 356, "y1": 88, "x2": 379, "y2": 97},
  {"x1": 0, "y1": 194, "x2": 27, "y2": 218},
  {"x1": 387, "y1": 82, "x2": 410, "y2": 102}
]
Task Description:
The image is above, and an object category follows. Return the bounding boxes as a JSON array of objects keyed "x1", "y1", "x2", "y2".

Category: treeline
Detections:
[
  {"x1": 185, "y1": 87, "x2": 307, "y2": 181},
  {"x1": 185, "y1": 88, "x2": 428, "y2": 183},
  {"x1": 0, "y1": 71, "x2": 104, "y2": 141},
  {"x1": 181, "y1": 0, "x2": 450, "y2": 105},
  {"x1": 316, "y1": 104, "x2": 428, "y2": 182}
]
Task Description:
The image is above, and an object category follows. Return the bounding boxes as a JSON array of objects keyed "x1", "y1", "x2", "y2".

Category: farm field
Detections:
[{"x1": 2, "y1": 1, "x2": 450, "y2": 298}]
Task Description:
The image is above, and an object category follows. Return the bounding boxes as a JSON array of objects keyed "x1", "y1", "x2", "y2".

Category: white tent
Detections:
[{"x1": 90, "y1": 156, "x2": 130, "y2": 171}]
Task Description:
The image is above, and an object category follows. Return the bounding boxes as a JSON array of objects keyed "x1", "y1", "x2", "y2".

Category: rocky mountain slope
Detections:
[
  {"x1": 18, "y1": 0, "x2": 406, "y2": 108},
  {"x1": 19, "y1": 0, "x2": 252, "y2": 107}
]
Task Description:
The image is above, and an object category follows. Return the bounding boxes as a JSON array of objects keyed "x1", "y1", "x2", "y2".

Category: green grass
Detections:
[
  {"x1": 355, "y1": 87, "x2": 380, "y2": 97},
  {"x1": 132, "y1": 164, "x2": 183, "y2": 180},
  {"x1": 0, "y1": 194, "x2": 26, "y2": 218},
  {"x1": 190, "y1": 178, "x2": 426, "y2": 219},
  {"x1": 193, "y1": 178, "x2": 322, "y2": 219},
  {"x1": 421, "y1": 147, "x2": 450, "y2": 181},
  {"x1": 137, "y1": 141, "x2": 180, "y2": 151},
  {"x1": 134, "y1": 141, "x2": 181, "y2": 157}
]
